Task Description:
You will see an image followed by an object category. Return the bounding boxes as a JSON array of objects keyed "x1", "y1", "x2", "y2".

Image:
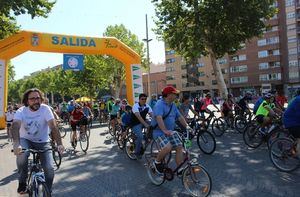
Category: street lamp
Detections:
[{"x1": 143, "y1": 14, "x2": 152, "y2": 100}]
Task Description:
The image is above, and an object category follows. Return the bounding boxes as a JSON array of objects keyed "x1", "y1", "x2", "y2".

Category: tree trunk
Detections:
[
  {"x1": 51, "y1": 92, "x2": 54, "y2": 105},
  {"x1": 208, "y1": 49, "x2": 228, "y2": 98}
]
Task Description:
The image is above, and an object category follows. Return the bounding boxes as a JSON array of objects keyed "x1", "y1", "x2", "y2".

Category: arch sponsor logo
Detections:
[{"x1": 52, "y1": 36, "x2": 96, "y2": 47}]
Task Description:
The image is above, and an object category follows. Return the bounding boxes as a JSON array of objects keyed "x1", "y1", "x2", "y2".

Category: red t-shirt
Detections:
[
  {"x1": 276, "y1": 95, "x2": 287, "y2": 107},
  {"x1": 71, "y1": 110, "x2": 84, "y2": 124}
]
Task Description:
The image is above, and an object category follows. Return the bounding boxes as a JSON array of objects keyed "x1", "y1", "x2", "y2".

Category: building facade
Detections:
[{"x1": 165, "y1": 0, "x2": 300, "y2": 98}]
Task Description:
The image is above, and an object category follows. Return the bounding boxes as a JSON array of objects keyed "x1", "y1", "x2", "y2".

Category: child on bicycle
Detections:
[{"x1": 121, "y1": 105, "x2": 132, "y2": 139}]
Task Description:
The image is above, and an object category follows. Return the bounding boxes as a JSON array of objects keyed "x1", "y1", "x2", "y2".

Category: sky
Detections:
[{"x1": 11, "y1": 0, "x2": 165, "y2": 79}]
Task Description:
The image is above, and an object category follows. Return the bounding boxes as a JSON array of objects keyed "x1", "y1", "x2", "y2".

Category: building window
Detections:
[
  {"x1": 289, "y1": 60, "x2": 298, "y2": 67},
  {"x1": 166, "y1": 58, "x2": 175, "y2": 63},
  {"x1": 218, "y1": 58, "x2": 227, "y2": 65},
  {"x1": 230, "y1": 65, "x2": 247, "y2": 73},
  {"x1": 257, "y1": 39, "x2": 266, "y2": 46},
  {"x1": 221, "y1": 68, "x2": 228, "y2": 74},
  {"x1": 259, "y1": 62, "x2": 269, "y2": 70},
  {"x1": 230, "y1": 54, "x2": 246, "y2": 61},
  {"x1": 286, "y1": 0, "x2": 295, "y2": 7},
  {"x1": 288, "y1": 36, "x2": 297, "y2": 43},
  {"x1": 267, "y1": 37, "x2": 279, "y2": 44},
  {"x1": 289, "y1": 48, "x2": 297, "y2": 55},
  {"x1": 166, "y1": 67, "x2": 175, "y2": 72},
  {"x1": 269, "y1": 61, "x2": 280, "y2": 68},
  {"x1": 287, "y1": 12, "x2": 295, "y2": 19},
  {"x1": 287, "y1": 24, "x2": 296, "y2": 31},
  {"x1": 196, "y1": 63, "x2": 205, "y2": 67},
  {"x1": 199, "y1": 71, "x2": 205, "y2": 77},
  {"x1": 165, "y1": 50, "x2": 175, "y2": 55},
  {"x1": 289, "y1": 71, "x2": 299, "y2": 79},
  {"x1": 212, "y1": 80, "x2": 218, "y2": 85},
  {"x1": 258, "y1": 50, "x2": 268, "y2": 58},
  {"x1": 272, "y1": 49, "x2": 280, "y2": 56},
  {"x1": 259, "y1": 73, "x2": 282, "y2": 81},
  {"x1": 166, "y1": 76, "x2": 175, "y2": 80},
  {"x1": 230, "y1": 76, "x2": 248, "y2": 84}
]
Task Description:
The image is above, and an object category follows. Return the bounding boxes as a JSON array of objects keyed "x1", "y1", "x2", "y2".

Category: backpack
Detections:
[{"x1": 253, "y1": 97, "x2": 264, "y2": 115}]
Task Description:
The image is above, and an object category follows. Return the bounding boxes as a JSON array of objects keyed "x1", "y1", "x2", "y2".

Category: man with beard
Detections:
[{"x1": 11, "y1": 88, "x2": 64, "y2": 195}]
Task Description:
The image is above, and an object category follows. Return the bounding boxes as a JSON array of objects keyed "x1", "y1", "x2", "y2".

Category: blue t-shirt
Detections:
[
  {"x1": 67, "y1": 104, "x2": 75, "y2": 113},
  {"x1": 151, "y1": 99, "x2": 181, "y2": 138},
  {"x1": 111, "y1": 104, "x2": 120, "y2": 115},
  {"x1": 121, "y1": 112, "x2": 131, "y2": 126},
  {"x1": 283, "y1": 96, "x2": 300, "y2": 128}
]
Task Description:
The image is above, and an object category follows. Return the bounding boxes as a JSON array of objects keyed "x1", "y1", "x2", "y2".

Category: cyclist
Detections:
[
  {"x1": 149, "y1": 94, "x2": 158, "y2": 109},
  {"x1": 110, "y1": 99, "x2": 121, "y2": 134},
  {"x1": 106, "y1": 97, "x2": 114, "y2": 114},
  {"x1": 151, "y1": 86, "x2": 190, "y2": 173},
  {"x1": 120, "y1": 105, "x2": 132, "y2": 138},
  {"x1": 82, "y1": 102, "x2": 93, "y2": 126},
  {"x1": 67, "y1": 100, "x2": 75, "y2": 113},
  {"x1": 255, "y1": 93, "x2": 277, "y2": 133},
  {"x1": 60, "y1": 101, "x2": 69, "y2": 122},
  {"x1": 177, "y1": 95, "x2": 199, "y2": 132},
  {"x1": 92, "y1": 101, "x2": 99, "y2": 120},
  {"x1": 283, "y1": 90, "x2": 300, "y2": 157},
  {"x1": 99, "y1": 99, "x2": 106, "y2": 121},
  {"x1": 5, "y1": 105, "x2": 15, "y2": 141},
  {"x1": 131, "y1": 93, "x2": 153, "y2": 158},
  {"x1": 221, "y1": 94, "x2": 239, "y2": 128},
  {"x1": 237, "y1": 91, "x2": 252, "y2": 116},
  {"x1": 11, "y1": 88, "x2": 64, "y2": 194},
  {"x1": 70, "y1": 104, "x2": 86, "y2": 147},
  {"x1": 199, "y1": 93, "x2": 219, "y2": 119}
]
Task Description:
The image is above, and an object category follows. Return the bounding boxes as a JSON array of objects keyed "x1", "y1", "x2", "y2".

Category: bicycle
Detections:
[
  {"x1": 69, "y1": 124, "x2": 89, "y2": 152},
  {"x1": 243, "y1": 117, "x2": 288, "y2": 149},
  {"x1": 50, "y1": 139, "x2": 62, "y2": 170},
  {"x1": 198, "y1": 110, "x2": 226, "y2": 137},
  {"x1": 234, "y1": 109, "x2": 254, "y2": 133},
  {"x1": 145, "y1": 129, "x2": 212, "y2": 197},
  {"x1": 13, "y1": 148, "x2": 52, "y2": 197},
  {"x1": 57, "y1": 122, "x2": 67, "y2": 138}
]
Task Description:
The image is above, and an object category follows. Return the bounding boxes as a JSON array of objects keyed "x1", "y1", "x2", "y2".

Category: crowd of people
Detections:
[{"x1": 3, "y1": 85, "x2": 300, "y2": 195}]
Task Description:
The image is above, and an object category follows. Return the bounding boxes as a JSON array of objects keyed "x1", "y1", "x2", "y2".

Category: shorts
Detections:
[
  {"x1": 110, "y1": 114, "x2": 117, "y2": 120},
  {"x1": 288, "y1": 126, "x2": 300, "y2": 138},
  {"x1": 256, "y1": 115, "x2": 265, "y2": 124},
  {"x1": 155, "y1": 132, "x2": 182, "y2": 149}
]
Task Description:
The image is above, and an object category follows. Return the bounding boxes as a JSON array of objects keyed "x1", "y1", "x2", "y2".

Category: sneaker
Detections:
[
  {"x1": 153, "y1": 160, "x2": 164, "y2": 174},
  {"x1": 17, "y1": 182, "x2": 27, "y2": 194}
]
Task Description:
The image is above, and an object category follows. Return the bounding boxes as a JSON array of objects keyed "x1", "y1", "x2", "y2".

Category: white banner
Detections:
[
  {"x1": 0, "y1": 60, "x2": 5, "y2": 117},
  {"x1": 131, "y1": 64, "x2": 143, "y2": 103}
]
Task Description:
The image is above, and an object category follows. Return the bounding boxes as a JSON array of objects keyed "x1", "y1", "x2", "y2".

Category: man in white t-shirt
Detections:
[
  {"x1": 5, "y1": 105, "x2": 15, "y2": 141},
  {"x1": 131, "y1": 93, "x2": 153, "y2": 159},
  {"x1": 11, "y1": 88, "x2": 64, "y2": 195}
]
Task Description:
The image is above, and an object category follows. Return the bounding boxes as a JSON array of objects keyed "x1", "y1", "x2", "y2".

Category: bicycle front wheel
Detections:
[
  {"x1": 52, "y1": 149, "x2": 62, "y2": 170},
  {"x1": 31, "y1": 181, "x2": 51, "y2": 197},
  {"x1": 79, "y1": 132, "x2": 89, "y2": 152},
  {"x1": 196, "y1": 131, "x2": 216, "y2": 155},
  {"x1": 125, "y1": 134, "x2": 137, "y2": 160},
  {"x1": 243, "y1": 125, "x2": 263, "y2": 149},
  {"x1": 234, "y1": 115, "x2": 247, "y2": 133},
  {"x1": 211, "y1": 118, "x2": 225, "y2": 137},
  {"x1": 269, "y1": 137, "x2": 300, "y2": 172},
  {"x1": 59, "y1": 126, "x2": 67, "y2": 138},
  {"x1": 182, "y1": 164, "x2": 212, "y2": 197}
]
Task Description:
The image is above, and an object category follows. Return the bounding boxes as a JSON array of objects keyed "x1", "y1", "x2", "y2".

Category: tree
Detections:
[
  {"x1": 103, "y1": 24, "x2": 146, "y2": 98},
  {"x1": 0, "y1": 0, "x2": 55, "y2": 39},
  {"x1": 152, "y1": 0, "x2": 276, "y2": 97},
  {"x1": 8, "y1": 61, "x2": 15, "y2": 83}
]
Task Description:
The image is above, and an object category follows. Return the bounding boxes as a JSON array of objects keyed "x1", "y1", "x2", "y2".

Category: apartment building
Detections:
[{"x1": 165, "y1": 0, "x2": 300, "y2": 98}]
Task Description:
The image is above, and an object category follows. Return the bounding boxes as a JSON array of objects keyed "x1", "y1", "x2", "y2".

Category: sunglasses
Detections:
[
  {"x1": 140, "y1": 98, "x2": 147, "y2": 100},
  {"x1": 28, "y1": 97, "x2": 41, "y2": 101}
]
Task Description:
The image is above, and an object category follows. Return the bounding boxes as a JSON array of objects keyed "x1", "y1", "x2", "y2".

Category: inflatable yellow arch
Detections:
[{"x1": 0, "y1": 31, "x2": 143, "y2": 129}]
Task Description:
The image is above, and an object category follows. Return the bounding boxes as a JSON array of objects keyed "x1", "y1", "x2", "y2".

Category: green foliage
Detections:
[
  {"x1": 0, "y1": 0, "x2": 56, "y2": 39},
  {"x1": 152, "y1": 0, "x2": 276, "y2": 61},
  {"x1": 8, "y1": 61, "x2": 15, "y2": 83}
]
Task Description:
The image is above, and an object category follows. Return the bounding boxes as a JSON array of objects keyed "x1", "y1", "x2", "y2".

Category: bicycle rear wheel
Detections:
[
  {"x1": 31, "y1": 181, "x2": 51, "y2": 197},
  {"x1": 79, "y1": 132, "x2": 89, "y2": 152},
  {"x1": 267, "y1": 128, "x2": 289, "y2": 150},
  {"x1": 211, "y1": 118, "x2": 225, "y2": 137},
  {"x1": 125, "y1": 134, "x2": 137, "y2": 160},
  {"x1": 196, "y1": 130, "x2": 216, "y2": 155},
  {"x1": 182, "y1": 164, "x2": 212, "y2": 197},
  {"x1": 243, "y1": 125, "x2": 263, "y2": 149},
  {"x1": 146, "y1": 158, "x2": 165, "y2": 186},
  {"x1": 269, "y1": 137, "x2": 299, "y2": 172}
]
